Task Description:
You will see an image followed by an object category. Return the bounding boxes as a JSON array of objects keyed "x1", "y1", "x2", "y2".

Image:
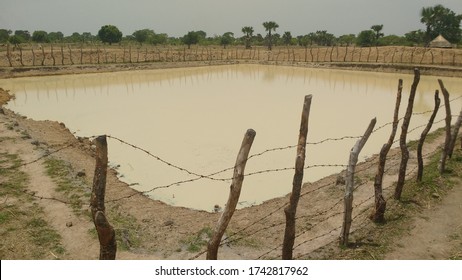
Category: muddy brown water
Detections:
[{"x1": 2, "y1": 64, "x2": 462, "y2": 211}]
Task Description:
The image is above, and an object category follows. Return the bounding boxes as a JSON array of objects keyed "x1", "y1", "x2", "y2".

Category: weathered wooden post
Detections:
[
  {"x1": 50, "y1": 44, "x2": 56, "y2": 66},
  {"x1": 206, "y1": 129, "x2": 256, "y2": 260},
  {"x1": 91, "y1": 135, "x2": 117, "y2": 260},
  {"x1": 438, "y1": 79, "x2": 452, "y2": 174},
  {"x1": 41, "y1": 45, "x2": 46, "y2": 66},
  {"x1": 18, "y1": 45, "x2": 24, "y2": 66},
  {"x1": 448, "y1": 108, "x2": 462, "y2": 158},
  {"x1": 394, "y1": 68, "x2": 420, "y2": 200},
  {"x1": 31, "y1": 45, "x2": 36, "y2": 66},
  {"x1": 417, "y1": 91, "x2": 440, "y2": 182},
  {"x1": 6, "y1": 43, "x2": 13, "y2": 67},
  {"x1": 372, "y1": 79, "x2": 403, "y2": 223},
  {"x1": 340, "y1": 118, "x2": 376, "y2": 246},
  {"x1": 80, "y1": 45, "x2": 83, "y2": 64},
  {"x1": 68, "y1": 45, "x2": 74, "y2": 65},
  {"x1": 282, "y1": 95, "x2": 312, "y2": 260}
]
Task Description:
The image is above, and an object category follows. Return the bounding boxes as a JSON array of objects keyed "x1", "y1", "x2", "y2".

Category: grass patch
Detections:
[
  {"x1": 0, "y1": 152, "x2": 65, "y2": 259},
  {"x1": 305, "y1": 142, "x2": 462, "y2": 260},
  {"x1": 27, "y1": 217, "x2": 65, "y2": 256},
  {"x1": 181, "y1": 227, "x2": 213, "y2": 253},
  {"x1": 225, "y1": 230, "x2": 261, "y2": 248},
  {"x1": 44, "y1": 158, "x2": 90, "y2": 216},
  {"x1": 107, "y1": 205, "x2": 142, "y2": 251}
]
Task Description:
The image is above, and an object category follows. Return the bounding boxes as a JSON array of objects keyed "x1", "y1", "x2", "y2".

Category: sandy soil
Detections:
[{"x1": 1, "y1": 61, "x2": 461, "y2": 260}]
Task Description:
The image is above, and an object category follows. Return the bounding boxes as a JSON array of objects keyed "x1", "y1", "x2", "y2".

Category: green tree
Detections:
[
  {"x1": 97, "y1": 25, "x2": 122, "y2": 45},
  {"x1": 241, "y1": 26, "x2": 254, "y2": 49},
  {"x1": 371, "y1": 24, "x2": 384, "y2": 44},
  {"x1": 297, "y1": 35, "x2": 309, "y2": 47},
  {"x1": 338, "y1": 34, "x2": 356, "y2": 46},
  {"x1": 220, "y1": 32, "x2": 234, "y2": 49},
  {"x1": 48, "y1": 31, "x2": 64, "y2": 42},
  {"x1": 420, "y1": 4, "x2": 462, "y2": 44},
  {"x1": 68, "y1": 32, "x2": 82, "y2": 43},
  {"x1": 14, "y1": 30, "x2": 31, "y2": 42},
  {"x1": 8, "y1": 35, "x2": 23, "y2": 46},
  {"x1": 150, "y1": 33, "x2": 168, "y2": 45},
  {"x1": 357, "y1": 30, "x2": 376, "y2": 47},
  {"x1": 378, "y1": 35, "x2": 410, "y2": 46},
  {"x1": 405, "y1": 30, "x2": 425, "y2": 45},
  {"x1": 196, "y1": 30, "x2": 207, "y2": 40},
  {"x1": 282, "y1": 31, "x2": 292, "y2": 45},
  {"x1": 82, "y1": 32, "x2": 94, "y2": 43},
  {"x1": 263, "y1": 21, "x2": 279, "y2": 50},
  {"x1": 32, "y1": 30, "x2": 49, "y2": 43},
  {"x1": 314, "y1": 30, "x2": 335, "y2": 46},
  {"x1": 0, "y1": 29, "x2": 11, "y2": 43},
  {"x1": 132, "y1": 29, "x2": 155, "y2": 45},
  {"x1": 182, "y1": 31, "x2": 200, "y2": 49}
]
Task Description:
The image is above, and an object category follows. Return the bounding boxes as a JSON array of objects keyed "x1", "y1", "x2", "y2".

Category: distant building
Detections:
[{"x1": 429, "y1": 34, "x2": 452, "y2": 48}]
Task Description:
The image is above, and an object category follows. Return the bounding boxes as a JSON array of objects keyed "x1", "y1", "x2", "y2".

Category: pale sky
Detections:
[{"x1": 0, "y1": 0, "x2": 461, "y2": 37}]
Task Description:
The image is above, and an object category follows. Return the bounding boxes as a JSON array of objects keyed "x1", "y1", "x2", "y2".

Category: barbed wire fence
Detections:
[
  {"x1": 4, "y1": 77, "x2": 461, "y2": 260},
  {"x1": 2, "y1": 44, "x2": 462, "y2": 68}
]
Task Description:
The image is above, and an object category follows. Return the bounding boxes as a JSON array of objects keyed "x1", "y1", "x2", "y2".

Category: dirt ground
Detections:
[{"x1": 1, "y1": 61, "x2": 461, "y2": 260}]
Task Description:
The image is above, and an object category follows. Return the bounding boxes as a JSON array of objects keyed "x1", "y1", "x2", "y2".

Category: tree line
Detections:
[{"x1": 1, "y1": 4, "x2": 460, "y2": 50}]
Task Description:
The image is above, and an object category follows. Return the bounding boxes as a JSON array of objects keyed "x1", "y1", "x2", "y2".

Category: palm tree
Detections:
[
  {"x1": 282, "y1": 31, "x2": 292, "y2": 46},
  {"x1": 370, "y1": 24, "x2": 384, "y2": 45},
  {"x1": 263, "y1": 21, "x2": 279, "y2": 50},
  {"x1": 241, "y1": 26, "x2": 254, "y2": 49},
  {"x1": 420, "y1": 6, "x2": 435, "y2": 45}
]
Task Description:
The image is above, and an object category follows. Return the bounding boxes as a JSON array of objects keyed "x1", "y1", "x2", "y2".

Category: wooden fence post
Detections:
[
  {"x1": 91, "y1": 135, "x2": 117, "y2": 260},
  {"x1": 282, "y1": 95, "x2": 312, "y2": 260},
  {"x1": 394, "y1": 69, "x2": 420, "y2": 200},
  {"x1": 51, "y1": 44, "x2": 56, "y2": 66},
  {"x1": 6, "y1": 44, "x2": 12, "y2": 67},
  {"x1": 18, "y1": 46, "x2": 24, "y2": 66},
  {"x1": 206, "y1": 129, "x2": 256, "y2": 260},
  {"x1": 438, "y1": 79, "x2": 452, "y2": 174},
  {"x1": 343, "y1": 46, "x2": 348, "y2": 62},
  {"x1": 80, "y1": 45, "x2": 83, "y2": 64},
  {"x1": 60, "y1": 45, "x2": 65, "y2": 65},
  {"x1": 41, "y1": 45, "x2": 46, "y2": 66},
  {"x1": 448, "y1": 108, "x2": 462, "y2": 159},
  {"x1": 68, "y1": 45, "x2": 74, "y2": 65},
  {"x1": 372, "y1": 79, "x2": 403, "y2": 223},
  {"x1": 31, "y1": 45, "x2": 36, "y2": 66},
  {"x1": 417, "y1": 91, "x2": 440, "y2": 182},
  {"x1": 340, "y1": 118, "x2": 377, "y2": 246}
]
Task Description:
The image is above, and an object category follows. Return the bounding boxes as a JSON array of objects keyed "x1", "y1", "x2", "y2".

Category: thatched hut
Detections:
[{"x1": 429, "y1": 34, "x2": 452, "y2": 48}]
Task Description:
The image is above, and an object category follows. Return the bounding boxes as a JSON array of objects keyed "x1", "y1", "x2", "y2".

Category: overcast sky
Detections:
[{"x1": 0, "y1": 0, "x2": 461, "y2": 37}]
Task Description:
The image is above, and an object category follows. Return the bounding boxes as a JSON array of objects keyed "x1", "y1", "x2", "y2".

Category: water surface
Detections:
[{"x1": 3, "y1": 65, "x2": 461, "y2": 211}]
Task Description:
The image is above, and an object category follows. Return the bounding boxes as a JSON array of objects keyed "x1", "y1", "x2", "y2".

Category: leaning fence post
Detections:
[
  {"x1": 340, "y1": 118, "x2": 376, "y2": 246},
  {"x1": 438, "y1": 79, "x2": 452, "y2": 174},
  {"x1": 417, "y1": 91, "x2": 440, "y2": 182},
  {"x1": 448, "y1": 108, "x2": 462, "y2": 159},
  {"x1": 282, "y1": 95, "x2": 312, "y2": 260},
  {"x1": 372, "y1": 80, "x2": 402, "y2": 223},
  {"x1": 394, "y1": 68, "x2": 420, "y2": 200},
  {"x1": 91, "y1": 135, "x2": 117, "y2": 260},
  {"x1": 206, "y1": 129, "x2": 256, "y2": 260}
]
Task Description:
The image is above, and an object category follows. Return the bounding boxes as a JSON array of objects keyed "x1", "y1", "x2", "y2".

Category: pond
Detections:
[{"x1": 2, "y1": 64, "x2": 462, "y2": 211}]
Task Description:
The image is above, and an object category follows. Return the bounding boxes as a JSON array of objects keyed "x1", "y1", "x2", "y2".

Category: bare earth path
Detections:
[{"x1": 385, "y1": 182, "x2": 462, "y2": 259}]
